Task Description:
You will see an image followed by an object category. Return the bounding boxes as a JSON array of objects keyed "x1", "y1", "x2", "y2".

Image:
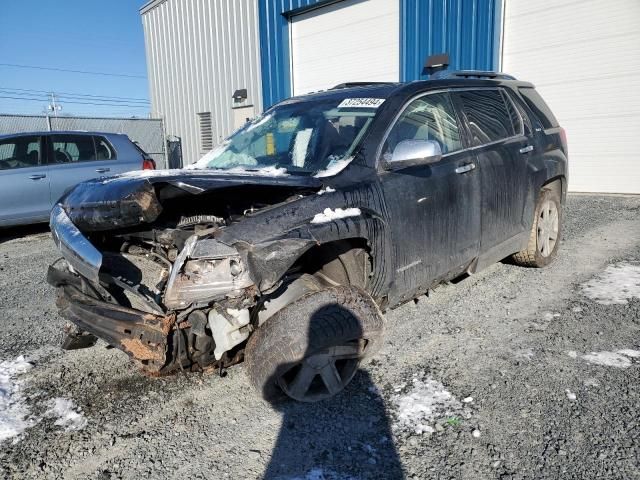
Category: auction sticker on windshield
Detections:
[{"x1": 337, "y1": 98, "x2": 385, "y2": 109}]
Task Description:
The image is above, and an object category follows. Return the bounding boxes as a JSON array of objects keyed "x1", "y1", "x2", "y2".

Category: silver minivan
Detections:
[{"x1": 0, "y1": 131, "x2": 155, "y2": 227}]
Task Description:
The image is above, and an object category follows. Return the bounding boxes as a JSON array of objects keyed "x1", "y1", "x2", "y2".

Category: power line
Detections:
[
  {"x1": 0, "y1": 95, "x2": 150, "y2": 109},
  {"x1": 0, "y1": 86, "x2": 150, "y2": 103},
  {"x1": 0, "y1": 63, "x2": 146, "y2": 79}
]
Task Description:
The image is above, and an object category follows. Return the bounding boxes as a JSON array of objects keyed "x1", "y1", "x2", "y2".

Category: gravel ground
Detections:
[{"x1": 0, "y1": 194, "x2": 639, "y2": 480}]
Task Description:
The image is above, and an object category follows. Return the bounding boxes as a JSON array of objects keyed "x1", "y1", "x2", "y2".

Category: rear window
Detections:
[
  {"x1": 518, "y1": 87, "x2": 559, "y2": 129},
  {"x1": 456, "y1": 89, "x2": 515, "y2": 146}
]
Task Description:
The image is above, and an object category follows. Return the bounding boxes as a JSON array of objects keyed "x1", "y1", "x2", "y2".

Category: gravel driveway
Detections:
[{"x1": 1, "y1": 194, "x2": 639, "y2": 480}]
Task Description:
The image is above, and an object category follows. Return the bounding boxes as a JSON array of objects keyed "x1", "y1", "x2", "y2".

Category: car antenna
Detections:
[{"x1": 423, "y1": 53, "x2": 450, "y2": 77}]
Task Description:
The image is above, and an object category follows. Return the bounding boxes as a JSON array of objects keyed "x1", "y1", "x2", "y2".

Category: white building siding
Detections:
[
  {"x1": 502, "y1": 0, "x2": 640, "y2": 194},
  {"x1": 141, "y1": 0, "x2": 263, "y2": 166}
]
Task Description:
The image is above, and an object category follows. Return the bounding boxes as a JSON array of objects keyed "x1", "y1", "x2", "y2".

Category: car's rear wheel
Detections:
[
  {"x1": 245, "y1": 284, "x2": 385, "y2": 402},
  {"x1": 512, "y1": 188, "x2": 562, "y2": 267}
]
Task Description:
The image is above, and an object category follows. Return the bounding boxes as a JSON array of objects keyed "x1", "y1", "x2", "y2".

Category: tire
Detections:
[
  {"x1": 245, "y1": 284, "x2": 385, "y2": 403},
  {"x1": 512, "y1": 188, "x2": 562, "y2": 267}
]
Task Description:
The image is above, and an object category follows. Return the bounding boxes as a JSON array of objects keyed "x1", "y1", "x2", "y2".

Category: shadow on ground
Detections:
[
  {"x1": 0, "y1": 223, "x2": 49, "y2": 244},
  {"x1": 261, "y1": 303, "x2": 404, "y2": 479}
]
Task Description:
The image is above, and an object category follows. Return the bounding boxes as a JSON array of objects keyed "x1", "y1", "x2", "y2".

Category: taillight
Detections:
[
  {"x1": 559, "y1": 127, "x2": 568, "y2": 153},
  {"x1": 142, "y1": 158, "x2": 156, "y2": 170}
]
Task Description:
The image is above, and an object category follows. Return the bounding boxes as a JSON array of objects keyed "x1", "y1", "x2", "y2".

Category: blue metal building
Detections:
[{"x1": 258, "y1": 0, "x2": 501, "y2": 107}]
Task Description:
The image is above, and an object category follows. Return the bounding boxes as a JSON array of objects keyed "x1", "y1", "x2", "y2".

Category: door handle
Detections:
[
  {"x1": 455, "y1": 163, "x2": 476, "y2": 174},
  {"x1": 519, "y1": 145, "x2": 534, "y2": 154},
  {"x1": 29, "y1": 174, "x2": 46, "y2": 180},
  {"x1": 95, "y1": 168, "x2": 110, "y2": 173}
]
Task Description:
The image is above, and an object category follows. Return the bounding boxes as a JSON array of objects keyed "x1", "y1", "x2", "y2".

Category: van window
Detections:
[
  {"x1": 94, "y1": 136, "x2": 116, "y2": 160},
  {"x1": 0, "y1": 136, "x2": 40, "y2": 170},
  {"x1": 382, "y1": 92, "x2": 462, "y2": 160},
  {"x1": 50, "y1": 134, "x2": 96, "y2": 163},
  {"x1": 456, "y1": 90, "x2": 515, "y2": 146}
]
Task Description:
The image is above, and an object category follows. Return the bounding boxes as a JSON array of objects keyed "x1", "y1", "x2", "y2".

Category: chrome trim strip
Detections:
[{"x1": 50, "y1": 205, "x2": 102, "y2": 283}]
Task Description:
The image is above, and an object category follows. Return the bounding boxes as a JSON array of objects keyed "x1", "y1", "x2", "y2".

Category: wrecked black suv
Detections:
[{"x1": 48, "y1": 71, "x2": 567, "y2": 402}]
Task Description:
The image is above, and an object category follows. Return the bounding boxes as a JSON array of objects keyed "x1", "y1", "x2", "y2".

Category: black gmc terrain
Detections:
[{"x1": 48, "y1": 69, "x2": 567, "y2": 402}]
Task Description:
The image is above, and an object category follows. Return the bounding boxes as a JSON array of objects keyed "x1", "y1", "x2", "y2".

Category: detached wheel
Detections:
[
  {"x1": 512, "y1": 188, "x2": 562, "y2": 267},
  {"x1": 245, "y1": 284, "x2": 385, "y2": 402}
]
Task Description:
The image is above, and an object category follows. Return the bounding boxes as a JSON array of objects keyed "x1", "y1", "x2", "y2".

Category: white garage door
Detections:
[
  {"x1": 502, "y1": 0, "x2": 640, "y2": 193},
  {"x1": 290, "y1": 0, "x2": 399, "y2": 96}
]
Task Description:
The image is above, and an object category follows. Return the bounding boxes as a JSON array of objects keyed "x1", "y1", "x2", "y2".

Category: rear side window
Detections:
[
  {"x1": 518, "y1": 87, "x2": 559, "y2": 128},
  {"x1": 50, "y1": 134, "x2": 96, "y2": 163},
  {"x1": 456, "y1": 89, "x2": 515, "y2": 146},
  {"x1": 0, "y1": 136, "x2": 40, "y2": 170},
  {"x1": 94, "y1": 136, "x2": 116, "y2": 160}
]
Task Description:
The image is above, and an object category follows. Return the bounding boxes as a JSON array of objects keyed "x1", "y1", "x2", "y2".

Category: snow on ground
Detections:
[
  {"x1": 392, "y1": 374, "x2": 463, "y2": 435},
  {"x1": 316, "y1": 186, "x2": 336, "y2": 195},
  {"x1": 0, "y1": 356, "x2": 34, "y2": 443},
  {"x1": 580, "y1": 349, "x2": 640, "y2": 368},
  {"x1": 314, "y1": 157, "x2": 353, "y2": 178},
  {"x1": 46, "y1": 398, "x2": 87, "y2": 432},
  {"x1": 311, "y1": 208, "x2": 361, "y2": 224},
  {"x1": 581, "y1": 262, "x2": 640, "y2": 305}
]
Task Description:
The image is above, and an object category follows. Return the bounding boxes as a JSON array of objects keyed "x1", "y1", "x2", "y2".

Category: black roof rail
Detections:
[
  {"x1": 431, "y1": 70, "x2": 517, "y2": 80},
  {"x1": 330, "y1": 82, "x2": 396, "y2": 90}
]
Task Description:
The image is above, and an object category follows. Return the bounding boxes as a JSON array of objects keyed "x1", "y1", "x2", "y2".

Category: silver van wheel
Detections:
[{"x1": 537, "y1": 199, "x2": 559, "y2": 257}]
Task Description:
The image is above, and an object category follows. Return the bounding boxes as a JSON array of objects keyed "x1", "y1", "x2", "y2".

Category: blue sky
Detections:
[{"x1": 0, "y1": 0, "x2": 150, "y2": 117}]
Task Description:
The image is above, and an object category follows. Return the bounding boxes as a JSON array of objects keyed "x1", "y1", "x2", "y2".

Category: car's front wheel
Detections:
[
  {"x1": 512, "y1": 188, "x2": 562, "y2": 267},
  {"x1": 245, "y1": 284, "x2": 385, "y2": 402}
]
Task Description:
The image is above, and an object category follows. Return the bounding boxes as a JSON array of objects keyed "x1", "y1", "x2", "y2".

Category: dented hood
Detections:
[{"x1": 59, "y1": 170, "x2": 322, "y2": 231}]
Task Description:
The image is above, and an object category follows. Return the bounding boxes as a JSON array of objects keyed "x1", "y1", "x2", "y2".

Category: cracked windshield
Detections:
[{"x1": 193, "y1": 98, "x2": 382, "y2": 175}]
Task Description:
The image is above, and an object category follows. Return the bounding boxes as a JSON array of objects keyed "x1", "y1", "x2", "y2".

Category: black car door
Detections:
[
  {"x1": 378, "y1": 91, "x2": 481, "y2": 305},
  {"x1": 452, "y1": 88, "x2": 531, "y2": 256}
]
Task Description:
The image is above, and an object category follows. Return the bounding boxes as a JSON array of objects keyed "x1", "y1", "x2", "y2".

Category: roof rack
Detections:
[
  {"x1": 330, "y1": 82, "x2": 396, "y2": 90},
  {"x1": 431, "y1": 70, "x2": 517, "y2": 80}
]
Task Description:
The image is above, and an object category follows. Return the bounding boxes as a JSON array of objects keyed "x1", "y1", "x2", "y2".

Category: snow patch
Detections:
[
  {"x1": 314, "y1": 157, "x2": 353, "y2": 178},
  {"x1": 286, "y1": 469, "x2": 355, "y2": 480},
  {"x1": 581, "y1": 349, "x2": 640, "y2": 368},
  {"x1": 0, "y1": 356, "x2": 34, "y2": 443},
  {"x1": 565, "y1": 389, "x2": 577, "y2": 401},
  {"x1": 311, "y1": 208, "x2": 361, "y2": 224},
  {"x1": 392, "y1": 375, "x2": 462, "y2": 435},
  {"x1": 46, "y1": 398, "x2": 87, "y2": 432},
  {"x1": 581, "y1": 262, "x2": 640, "y2": 305},
  {"x1": 316, "y1": 186, "x2": 336, "y2": 195}
]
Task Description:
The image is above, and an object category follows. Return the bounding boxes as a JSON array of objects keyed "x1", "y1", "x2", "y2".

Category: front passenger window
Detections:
[{"x1": 382, "y1": 93, "x2": 462, "y2": 162}]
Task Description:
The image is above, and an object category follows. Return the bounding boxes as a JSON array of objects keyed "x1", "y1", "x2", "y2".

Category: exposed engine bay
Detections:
[{"x1": 48, "y1": 174, "x2": 328, "y2": 375}]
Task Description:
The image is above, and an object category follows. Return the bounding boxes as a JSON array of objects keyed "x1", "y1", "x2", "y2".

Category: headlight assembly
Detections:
[{"x1": 164, "y1": 237, "x2": 253, "y2": 310}]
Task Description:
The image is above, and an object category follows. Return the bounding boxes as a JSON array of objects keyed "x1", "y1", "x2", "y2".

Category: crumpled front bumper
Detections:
[
  {"x1": 47, "y1": 265, "x2": 175, "y2": 373},
  {"x1": 50, "y1": 204, "x2": 102, "y2": 283}
]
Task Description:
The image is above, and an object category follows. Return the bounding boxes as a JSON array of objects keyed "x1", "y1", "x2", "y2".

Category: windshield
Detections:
[{"x1": 191, "y1": 97, "x2": 382, "y2": 176}]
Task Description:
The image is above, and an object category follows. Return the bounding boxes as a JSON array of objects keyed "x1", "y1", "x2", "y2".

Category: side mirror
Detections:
[{"x1": 385, "y1": 139, "x2": 442, "y2": 170}]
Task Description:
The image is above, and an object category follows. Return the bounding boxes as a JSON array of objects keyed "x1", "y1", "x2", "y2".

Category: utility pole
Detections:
[{"x1": 48, "y1": 92, "x2": 62, "y2": 117}]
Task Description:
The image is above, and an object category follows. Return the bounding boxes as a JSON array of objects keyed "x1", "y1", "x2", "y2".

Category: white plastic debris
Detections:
[
  {"x1": 472, "y1": 429, "x2": 481, "y2": 438},
  {"x1": 565, "y1": 389, "x2": 577, "y2": 401},
  {"x1": 311, "y1": 207, "x2": 361, "y2": 224},
  {"x1": 462, "y1": 396, "x2": 474, "y2": 404}
]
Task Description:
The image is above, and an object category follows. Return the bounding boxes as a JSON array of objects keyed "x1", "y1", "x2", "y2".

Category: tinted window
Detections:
[
  {"x1": 504, "y1": 89, "x2": 532, "y2": 136},
  {"x1": 501, "y1": 90, "x2": 524, "y2": 136},
  {"x1": 94, "y1": 136, "x2": 116, "y2": 160},
  {"x1": 519, "y1": 87, "x2": 559, "y2": 129},
  {"x1": 50, "y1": 134, "x2": 96, "y2": 163},
  {"x1": 0, "y1": 136, "x2": 40, "y2": 170},
  {"x1": 457, "y1": 89, "x2": 515, "y2": 146},
  {"x1": 383, "y1": 92, "x2": 462, "y2": 160}
]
